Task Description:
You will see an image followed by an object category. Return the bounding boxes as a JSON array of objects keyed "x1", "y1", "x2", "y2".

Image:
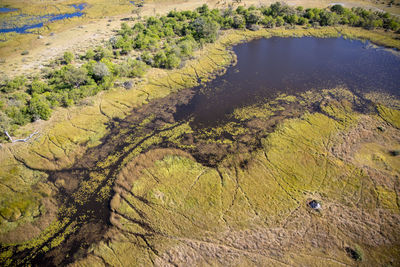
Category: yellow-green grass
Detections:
[
  {"x1": 377, "y1": 104, "x2": 400, "y2": 128},
  {"x1": 73, "y1": 107, "x2": 400, "y2": 266}
]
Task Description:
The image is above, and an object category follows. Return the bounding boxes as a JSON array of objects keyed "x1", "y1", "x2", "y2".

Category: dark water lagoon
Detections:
[
  {"x1": 0, "y1": 3, "x2": 87, "y2": 33},
  {"x1": 176, "y1": 37, "x2": 400, "y2": 127}
]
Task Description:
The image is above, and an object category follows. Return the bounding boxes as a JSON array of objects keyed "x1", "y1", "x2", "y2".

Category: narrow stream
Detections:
[{"x1": 0, "y1": 3, "x2": 87, "y2": 33}]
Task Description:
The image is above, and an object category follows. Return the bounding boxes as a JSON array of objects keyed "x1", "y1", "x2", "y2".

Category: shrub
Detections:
[
  {"x1": 140, "y1": 52, "x2": 154, "y2": 65},
  {"x1": 63, "y1": 51, "x2": 74, "y2": 64},
  {"x1": 30, "y1": 80, "x2": 49, "y2": 95},
  {"x1": 1, "y1": 76, "x2": 26, "y2": 93},
  {"x1": 246, "y1": 9, "x2": 262, "y2": 24},
  {"x1": 6, "y1": 106, "x2": 31, "y2": 126},
  {"x1": 153, "y1": 51, "x2": 168, "y2": 68},
  {"x1": 236, "y1": 6, "x2": 247, "y2": 16},
  {"x1": 92, "y1": 62, "x2": 110, "y2": 81},
  {"x1": 129, "y1": 60, "x2": 148, "y2": 77},
  {"x1": 346, "y1": 246, "x2": 363, "y2": 261},
  {"x1": 191, "y1": 17, "x2": 220, "y2": 43},
  {"x1": 114, "y1": 36, "x2": 133, "y2": 54},
  {"x1": 285, "y1": 14, "x2": 299, "y2": 24},
  {"x1": 232, "y1": 14, "x2": 245, "y2": 28},
  {"x1": 119, "y1": 22, "x2": 134, "y2": 36},
  {"x1": 331, "y1": 4, "x2": 345, "y2": 15},
  {"x1": 116, "y1": 59, "x2": 148, "y2": 78},
  {"x1": 29, "y1": 96, "x2": 52, "y2": 120},
  {"x1": 261, "y1": 15, "x2": 276, "y2": 27},
  {"x1": 85, "y1": 49, "x2": 95, "y2": 60},
  {"x1": 165, "y1": 53, "x2": 181, "y2": 69},
  {"x1": 297, "y1": 17, "x2": 308, "y2": 25},
  {"x1": 0, "y1": 111, "x2": 11, "y2": 132},
  {"x1": 276, "y1": 16, "x2": 285, "y2": 26},
  {"x1": 179, "y1": 37, "x2": 197, "y2": 57},
  {"x1": 94, "y1": 46, "x2": 113, "y2": 61},
  {"x1": 197, "y1": 4, "x2": 210, "y2": 14},
  {"x1": 388, "y1": 19, "x2": 400, "y2": 31},
  {"x1": 63, "y1": 66, "x2": 89, "y2": 88}
]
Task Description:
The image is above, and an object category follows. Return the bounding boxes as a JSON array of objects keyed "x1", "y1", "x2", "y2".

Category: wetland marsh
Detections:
[
  {"x1": 3, "y1": 36, "x2": 400, "y2": 266},
  {"x1": 1, "y1": 2, "x2": 400, "y2": 266}
]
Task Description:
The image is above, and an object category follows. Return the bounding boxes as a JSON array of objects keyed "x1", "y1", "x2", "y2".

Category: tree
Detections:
[
  {"x1": 153, "y1": 51, "x2": 168, "y2": 68},
  {"x1": 285, "y1": 14, "x2": 299, "y2": 25},
  {"x1": 63, "y1": 51, "x2": 74, "y2": 64},
  {"x1": 30, "y1": 80, "x2": 49, "y2": 95},
  {"x1": 276, "y1": 16, "x2": 285, "y2": 26},
  {"x1": 63, "y1": 66, "x2": 88, "y2": 88},
  {"x1": 247, "y1": 9, "x2": 262, "y2": 24},
  {"x1": 261, "y1": 15, "x2": 276, "y2": 28},
  {"x1": 331, "y1": 4, "x2": 345, "y2": 15},
  {"x1": 191, "y1": 17, "x2": 220, "y2": 42},
  {"x1": 232, "y1": 14, "x2": 245, "y2": 28},
  {"x1": 85, "y1": 49, "x2": 95, "y2": 60},
  {"x1": 196, "y1": 4, "x2": 210, "y2": 14},
  {"x1": 0, "y1": 111, "x2": 11, "y2": 133},
  {"x1": 92, "y1": 62, "x2": 110, "y2": 81},
  {"x1": 29, "y1": 96, "x2": 52, "y2": 120},
  {"x1": 1, "y1": 76, "x2": 26, "y2": 93},
  {"x1": 165, "y1": 53, "x2": 181, "y2": 69}
]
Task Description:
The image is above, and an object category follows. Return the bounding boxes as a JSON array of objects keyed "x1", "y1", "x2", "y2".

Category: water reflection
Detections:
[{"x1": 175, "y1": 37, "x2": 400, "y2": 127}]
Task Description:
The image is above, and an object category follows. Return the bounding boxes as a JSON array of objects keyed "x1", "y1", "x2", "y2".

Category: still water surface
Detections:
[
  {"x1": 0, "y1": 4, "x2": 87, "y2": 33},
  {"x1": 175, "y1": 37, "x2": 400, "y2": 127}
]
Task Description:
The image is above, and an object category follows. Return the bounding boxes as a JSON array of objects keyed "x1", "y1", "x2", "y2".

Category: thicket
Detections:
[{"x1": 1, "y1": 2, "x2": 399, "y2": 139}]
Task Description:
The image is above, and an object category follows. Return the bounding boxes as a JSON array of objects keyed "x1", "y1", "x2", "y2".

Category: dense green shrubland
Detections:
[{"x1": 0, "y1": 2, "x2": 399, "y2": 139}]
